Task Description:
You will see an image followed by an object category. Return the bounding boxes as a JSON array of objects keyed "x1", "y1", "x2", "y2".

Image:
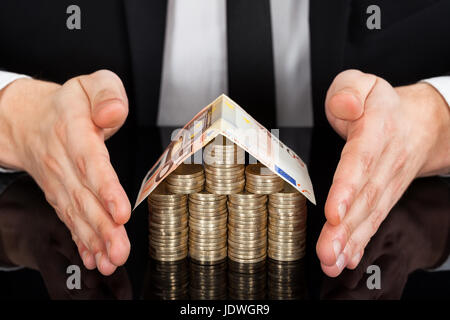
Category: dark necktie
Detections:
[{"x1": 227, "y1": 0, "x2": 277, "y2": 129}]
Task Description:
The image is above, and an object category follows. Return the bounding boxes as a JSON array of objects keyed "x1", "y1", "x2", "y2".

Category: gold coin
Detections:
[
  {"x1": 149, "y1": 216, "x2": 188, "y2": 226},
  {"x1": 246, "y1": 163, "x2": 278, "y2": 177},
  {"x1": 206, "y1": 179, "x2": 245, "y2": 187},
  {"x1": 268, "y1": 203, "x2": 305, "y2": 211},
  {"x1": 246, "y1": 181, "x2": 285, "y2": 189},
  {"x1": 189, "y1": 190, "x2": 226, "y2": 201},
  {"x1": 150, "y1": 227, "x2": 188, "y2": 236},
  {"x1": 267, "y1": 227, "x2": 305, "y2": 236},
  {"x1": 148, "y1": 182, "x2": 187, "y2": 201},
  {"x1": 245, "y1": 185, "x2": 284, "y2": 194},
  {"x1": 268, "y1": 216, "x2": 306, "y2": 225},
  {"x1": 189, "y1": 237, "x2": 227, "y2": 245},
  {"x1": 227, "y1": 202, "x2": 267, "y2": 211},
  {"x1": 205, "y1": 185, "x2": 244, "y2": 195},
  {"x1": 167, "y1": 184, "x2": 204, "y2": 194},
  {"x1": 269, "y1": 197, "x2": 306, "y2": 205},
  {"x1": 269, "y1": 182, "x2": 304, "y2": 197},
  {"x1": 189, "y1": 223, "x2": 227, "y2": 232},
  {"x1": 228, "y1": 239, "x2": 266, "y2": 249},
  {"x1": 229, "y1": 191, "x2": 266, "y2": 200},
  {"x1": 204, "y1": 163, "x2": 244, "y2": 170},
  {"x1": 245, "y1": 178, "x2": 284, "y2": 185},
  {"x1": 228, "y1": 229, "x2": 266, "y2": 238},
  {"x1": 189, "y1": 215, "x2": 227, "y2": 225},
  {"x1": 268, "y1": 230, "x2": 305, "y2": 240},
  {"x1": 189, "y1": 246, "x2": 227, "y2": 255},
  {"x1": 188, "y1": 202, "x2": 227, "y2": 211},
  {"x1": 148, "y1": 197, "x2": 187, "y2": 206},
  {"x1": 189, "y1": 229, "x2": 227, "y2": 238},
  {"x1": 166, "y1": 178, "x2": 204, "y2": 187},
  {"x1": 228, "y1": 253, "x2": 267, "y2": 264},
  {"x1": 228, "y1": 247, "x2": 267, "y2": 258},
  {"x1": 267, "y1": 253, "x2": 305, "y2": 262},
  {"x1": 169, "y1": 163, "x2": 204, "y2": 179}
]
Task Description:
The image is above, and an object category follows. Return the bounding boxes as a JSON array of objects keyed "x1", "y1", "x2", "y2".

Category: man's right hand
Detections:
[{"x1": 0, "y1": 70, "x2": 131, "y2": 275}]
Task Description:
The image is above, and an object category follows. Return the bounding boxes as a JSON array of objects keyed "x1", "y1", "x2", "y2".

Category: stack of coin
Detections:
[
  {"x1": 228, "y1": 260, "x2": 266, "y2": 300},
  {"x1": 148, "y1": 182, "x2": 188, "y2": 261},
  {"x1": 268, "y1": 183, "x2": 307, "y2": 261},
  {"x1": 166, "y1": 164, "x2": 205, "y2": 194},
  {"x1": 188, "y1": 191, "x2": 228, "y2": 263},
  {"x1": 245, "y1": 163, "x2": 285, "y2": 194},
  {"x1": 267, "y1": 259, "x2": 307, "y2": 300},
  {"x1": 204, "y1": 136, "x2": 245, "y2": 194},
  {"x1": 227, "y1": 192, "x2": 268, "y2": 263},
  {"x1": 143, "y1": 258, "x2": 189, "y2": 300},
  {"x1": 189, "y1": 260, "x2": 227, "y2": 300}
]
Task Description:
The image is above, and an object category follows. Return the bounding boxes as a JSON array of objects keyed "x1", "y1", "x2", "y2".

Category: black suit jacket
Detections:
[{"x1": 1, "y1": 0, "x2": 449, "y2": 128}]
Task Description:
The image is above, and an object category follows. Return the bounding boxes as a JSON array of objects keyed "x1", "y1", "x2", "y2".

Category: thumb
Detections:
[
  {"x1": 326, "y1": 70, "x2": 377, "y2": 123},
  {"x1": 78, "y1": 70, "x2": 128, "y2": 138}
]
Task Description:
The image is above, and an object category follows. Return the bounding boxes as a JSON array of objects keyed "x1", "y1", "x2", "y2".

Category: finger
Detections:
[
  {"x1": 78, "y1": 69, "x2": 128, "y2": 135},
  {"x1": 70, "y1": 212, "x2": 117, "y2": 276},
  {"x1": 70, "y1": 185, "x2": 130, "y2": 267},
  {"x1": 37, "y1": 173, "x2": 98, "y2": 271},
  {"x1": 347, "y1": 249, "x2": 364, "y2": 270},
  {"x1": 325, "y1": 117, "x2": 387, "y2": 225},
  {"x1": 325, "y1": 70, "x2": 377, "y2": 130},
  {"x1": 73, "y1": 234, "x2": 96, "y2": 270},
  {"x1": 318, "y1": 141, "x2": 399, "y2": 266},
  {"x1": 51, "y1": 178, "x2": 118, "y2": 275},
  {"x1": 341, "y1": 169, "x2": 412, "y2": 269},
  {"x1": 319, "y1": 143, "x2": 408, "y2": 272},
  {"x1": 66, "y1": 118, "x2": 131, "y2": 224}
]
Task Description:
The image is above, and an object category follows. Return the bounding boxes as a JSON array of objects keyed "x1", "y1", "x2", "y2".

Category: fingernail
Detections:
[
  {"x1": 107, "y1": 201, "x2": 116, "y2": 216},
  {"x1": 333, "y1": 240, "x2": 342, "y2": 258},
  {"x1": 336, "y1": 253, "x2": 346, "y2": 270},
  {"x1": 338, "y1": 202, "x2": 347, "y2": 221},
  {"x1": 352, "y1": 252, "x2": 361, "y2": 265},
  {"x1": 95, "y1": 252, "x2": 102, "y2": 267},
  {"x1": 82, "y1": 251, "x2": 89, "y2": 262}
]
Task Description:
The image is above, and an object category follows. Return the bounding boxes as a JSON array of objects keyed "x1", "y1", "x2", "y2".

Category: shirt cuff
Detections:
[
  {"x1": 0, "y1": 168, "x2": 19, "y2": 173},
  {"x1": 0, "y1": 71, "x2": 30, "y2": 91},
  {"x1": 0, "y1": 71, "x2": 29, "y2": 173},
  {"x1": 422, "y1": 76, "x2": 450, "y2": 108}
]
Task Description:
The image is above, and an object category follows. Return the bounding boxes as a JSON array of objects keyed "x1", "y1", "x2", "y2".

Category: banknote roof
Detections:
[{"x1": 134, "y1": 94, "x2": 315, "y2": 209}]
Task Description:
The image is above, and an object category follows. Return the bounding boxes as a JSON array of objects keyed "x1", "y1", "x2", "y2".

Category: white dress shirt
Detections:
[{"x1": 157, "y1": 0, "x2": 313, "y2": 127}]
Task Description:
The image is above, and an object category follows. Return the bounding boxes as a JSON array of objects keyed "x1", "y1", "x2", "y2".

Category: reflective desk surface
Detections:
[{"x1": 0, "y1": 127, "x2": 449, "y2": 300}]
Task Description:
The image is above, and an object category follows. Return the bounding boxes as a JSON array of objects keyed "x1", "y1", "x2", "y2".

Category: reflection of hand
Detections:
[
  {"x1": 0, "y1": 176, "x2": 132, "y2": 299},
  {"x1": 320, "y1": 178, "x2": 450, "y2": 299},
  {"x1": 316, "y1": 70, "x2": 450, "y2": 277},
  {"x1": 0, "y1": 70, "x2": 132, "y2": 275}
]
